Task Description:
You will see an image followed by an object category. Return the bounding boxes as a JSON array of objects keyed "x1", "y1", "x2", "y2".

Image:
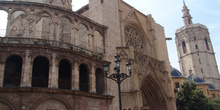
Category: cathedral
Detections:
[
  {"x1": 172, "y1": 2, "x2": 220, "y2": 98},
  {"x1": 0, "y1": 0, "x2": 176, "y2": 110}
]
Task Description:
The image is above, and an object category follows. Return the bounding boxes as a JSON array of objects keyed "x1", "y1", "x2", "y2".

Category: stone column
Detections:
[
  {"x1": 6, "y1": 13, "x2": 11, "y2": 36},
  {"x1": 0, "y1": 58, "x2": 5, "y2": 87},
  {"x1": 75, "y1": 28, "x2": 79, "y2": 46},
  {"x1": 48, "y1": 53, "x2": 58, "y2": 88},
  {"x1": 88, "y1": 33, "x2": 93, "y2": 50},
  {"x1": 89, "y1": 63, "x2": 96, "y2": 93},
  {"x1": 72, "y1": 60, "x2": 79, "y2": 90},
  {"x1": 21, "y1": 51, "x2": 32, "y2": 87}
]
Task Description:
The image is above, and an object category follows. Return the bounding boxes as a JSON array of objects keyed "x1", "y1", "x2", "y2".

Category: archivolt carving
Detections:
[{"x1": 134, "y1": 52, "x2": 163, "y2": 78}]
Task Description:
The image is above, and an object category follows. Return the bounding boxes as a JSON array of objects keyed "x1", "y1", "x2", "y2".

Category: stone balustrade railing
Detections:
[{"x1": 0, "y1": 37, "x2": 104, "y2": 59}]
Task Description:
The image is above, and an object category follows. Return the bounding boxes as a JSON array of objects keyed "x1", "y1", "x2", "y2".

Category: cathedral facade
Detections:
[
  {"x1": 0, "y1": 0, "x2": 176, "y2": 110},
  {"x1": 175, "y1": 2, "x2": 220, "y2": 90}
]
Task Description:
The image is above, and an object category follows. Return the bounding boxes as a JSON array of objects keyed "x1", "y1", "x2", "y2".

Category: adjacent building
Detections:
[
  {"x1": 173, "y1": 2, "x2": 220, "y2": 98},
  {"x1": 0, "y1": 0, "x2": 176, "y2": 110}
]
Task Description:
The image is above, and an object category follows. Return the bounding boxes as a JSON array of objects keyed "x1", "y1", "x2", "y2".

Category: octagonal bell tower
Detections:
[{"x1": 175, "y1": 2, "x2": 220, "y2": 89}]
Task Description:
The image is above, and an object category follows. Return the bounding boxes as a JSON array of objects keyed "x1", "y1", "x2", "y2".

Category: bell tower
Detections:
[
  {"x1": 175, "y1": 2, "x2": 220, "y2": 89},
  {"x1": 182, "y1": 1, "x2": 193, "y2": 26}
]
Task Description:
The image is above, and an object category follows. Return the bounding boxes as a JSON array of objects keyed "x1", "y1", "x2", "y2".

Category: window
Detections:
[
  {"x1": 175, "y1": 82, "x2": 180, "y2": 88},
  {"x1": 212, "y1": 94, "x2": 215, "y2": 98},
  {"x1": 32, "y1": 56, "x2": 49, "y2": 88},
  {"x1": 96, "y1": 68, "x2": 105, "y2": 94},
  {"x1": 201, "y1": 68, "x2": 203, "y2": 73},
  {"x1": 4, "y1": 55, "x2": 22, "y2": 87},
  {"x1": 188, "y1": 19, "x2": 191, "y2": 24},
  {"x1": 59, "y1": 59, "x2": 71, "y2": 89},
  {"x1": 205, "y1": 38, "x2": 209, "y2": 50},
  {"x1": 79, "y1": 64, "x2": 89, "y2": 92},
  {"x1": 199, "y1": 59, "x2": 201, "y2": 64},
  {"x1": 182, "y1": 41, "x2": 187, "y2": 54},
  {"x1": 207, "y1": 89, "x2": 209, "y2": 95},
  {"x1": 195, "y1": 45, "x2": 198, "y2": 49},
  {"x1": 194, "y1": 37, "x2": 196, "y2": 41},
  {"x1": 125, "y1": 26, "x2": 146, "y2": 53}
]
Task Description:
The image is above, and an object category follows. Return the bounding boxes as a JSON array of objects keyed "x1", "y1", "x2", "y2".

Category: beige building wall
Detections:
[{"x1": 0, "y1": 0, "x2": 177, "y2": 110}]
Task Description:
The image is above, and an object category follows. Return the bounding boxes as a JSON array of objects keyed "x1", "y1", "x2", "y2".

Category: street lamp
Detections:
[{"x1": 104, "y1": 53, "x2": 132, "y2": 110}]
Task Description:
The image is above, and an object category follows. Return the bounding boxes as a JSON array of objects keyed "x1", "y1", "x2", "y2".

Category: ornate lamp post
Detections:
[{"x1": 104, "y1": 53, "x2": 132, "y2": 110}]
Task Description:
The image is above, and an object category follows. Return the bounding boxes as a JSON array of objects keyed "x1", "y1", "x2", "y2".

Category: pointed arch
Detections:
[
  {"x1": 182, "y1": 41, "x2": 187, "y2": 53},
  {"x1": 140, "y1": 75, "x2": 168, "y2": 110},
  {"x1": 124, "y1": 22, "x2": 150, "y2": 54},
  {"x1": 205, "y1": 38, "x2": 209, "y2": 50}
]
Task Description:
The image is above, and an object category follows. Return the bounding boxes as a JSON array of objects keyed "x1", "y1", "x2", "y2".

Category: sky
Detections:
[{"x1": 0, "y1": 0, "x2": 220, "y2": 73}]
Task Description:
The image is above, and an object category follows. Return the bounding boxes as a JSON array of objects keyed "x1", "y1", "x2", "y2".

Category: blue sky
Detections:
[{"x1": 0, "y1": 0, "x2": 220, "y2": 73}]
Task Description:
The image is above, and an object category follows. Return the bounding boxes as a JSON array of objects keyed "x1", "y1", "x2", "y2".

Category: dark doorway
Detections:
[
  {"x1": 96, "y1": 68, "x2": 104, "y2": 94},
  {"x1": 59, "y1": 59, "x2": 71, "y2": 89},
  {"x1": 32, "y1": 56, "x2": 49, "y2": 88},
  {"x1": 79, "y1": 64, "x2": 89, "y2": 92},
  {"x1": 3, "y1": 55, "x2": 22, "y2": 87}
]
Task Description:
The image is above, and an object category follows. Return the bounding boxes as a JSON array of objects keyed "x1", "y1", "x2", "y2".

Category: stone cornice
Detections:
[{"x1": 0, "y1": 87, "x2": 114, "y2": 100}]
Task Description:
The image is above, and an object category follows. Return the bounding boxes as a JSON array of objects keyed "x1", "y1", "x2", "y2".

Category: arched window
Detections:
[
  {"x1": 96, "y1": 68, "x2": 104, "y2": 94},
  {"x1": 36, "y1": 13, "x2": 51, "y2": 39},
  {"x1": 94, "y1": 31, "x2": 103, "y2": 53},
  {"x1": 9, "y1": 10, "x2": 27, "y2": 37},
  {"x1": 4, "y1": 55, "x2": 22, "y2": 87},
  {"x1": 0, "y1": 10, "x2": 8, "y2": 37},
  {"x1": 78, "y1": 24, "x2": 88, "y2": 49},
  {"x1": 205, "y1": 38, "x2": 209, "y2": 50},
  {"x1": 175, "y1": 82, "x2": 180, "y2": 88},
  {"x1": 32, "y1": 56, "x2": 49, "y2": 88},
  {"x1": 79, "y1": 64, "x2": 89, "y2": 92},
  {"x1": 60, "y1": 17, "x2": 71, "y2": 43},
  {"x1": 59, "y1": 59, "x2": 71, "y2": 89},
  {"x1": 182, "y1": 41, "x2": 187, "y2": 53}
]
